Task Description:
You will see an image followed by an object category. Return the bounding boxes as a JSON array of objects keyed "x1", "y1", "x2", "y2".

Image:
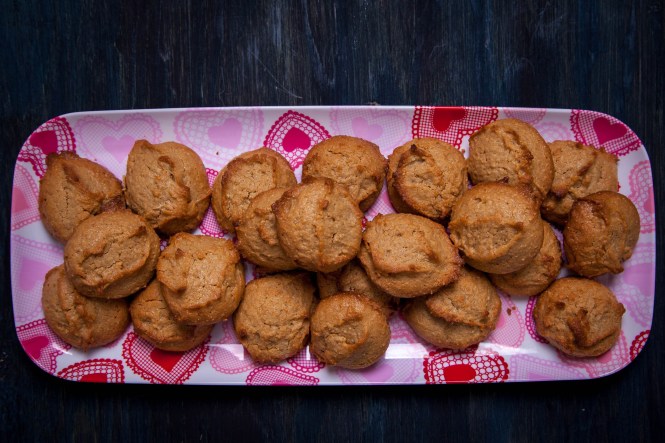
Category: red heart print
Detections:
[
  {"x1": 28, "y1": 130, "x2": 59, "y2": 156},
  {"x1": 443, "y1": 363, "x2": 477, "y2": 383},
  {"x1": 432, "y1": 107, "x2": 466, "y2": 132},
  {"x1": 630, "y1": 330, "x2": 649, "y2": 361},
  {"x1": 423, "y1": 348, "x2": 509, "y2": 383},
  {"x1": 593, "y1": 117, "x2": 627, "y2": 145},
  {"x1": 23, "y1": 336, "x2": 49, "y2": 360},
  {"x1": 57, "y1": 359, "x2": 125, "y2": 383},
  {"x1": 282, "y1": 127, "x2": 311, "y2": 152},
  {"x1": 149, "y1": 348, "x2": 183, "y2": 372}
]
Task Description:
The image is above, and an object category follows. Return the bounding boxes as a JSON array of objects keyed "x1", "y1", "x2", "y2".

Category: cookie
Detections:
[
  {"x1": 389, "y1": 138, "x2": 467, "y2": 220},
  {"x1": 157, "y1": 233, "x2": 245, "y2": 325},
  {"x1": 541, "y1": 141, "x2": 618, "y2": 225},
  {"x1": 129, "y1": 280, "x2": 213, "y2": 352},
  {"x1": 337, "y1": 259, "x2": 398, "y2": 317},
  {"x1": 42, "y1": 265, "x2": 130, "y2": 350},
  {"x1": 302, "y1": 135, "x2": 387, "y2": 211},
  {"x1": 402, "y1": 267, "x2": 501, "y2": 350},
  {"x1": 273, "y1": 178, "x2": 363, "y2": 273},
  {"x1": 233, "y1": 273, "x2": 315, "y2": 363},
  {"x1": 235, "y1": 187, "x2": 298, "y2": 271},
  {"x1": 316, "y1": 269, "x2": 342, "y2": 299},
  {"x1": 358, "y1": 213, "x2": 463, "y2": 298},
  {"x1": 125, "y1": 140, "x2": 210, "y2": 235},
  {"x1": 64, "y1": 210, "x2": 160, "y2": 298},
  {"x1": 533, "y1": 277, "x2": 625, "y2": 357},
  {"x1": 310, "y1": 292, "x2": 391, "y2": 369},
  {"x1": 448, "y1": 182, "x2": 544, "y2": 274},
  {"x1": 386, "y1": 142, "x2": 415, "y2": 213},
  {"x1": 39, "y1": 152, "x2": 124, "y2": 243},
  {"x1": 468, "y1": 118, "x2": 554, "y2": 202},
  {"x1": 564, "y1": 191, "x2": 640, "y2": 277},
  {"x1": 211, "y1": 148, "x2": 296, "y2": 234},
  {"x1": 490, "y1": 221, "x2": 562, "y2": 296}
]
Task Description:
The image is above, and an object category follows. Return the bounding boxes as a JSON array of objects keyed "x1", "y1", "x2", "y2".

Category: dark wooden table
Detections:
[{"x1": 1, "y1": 1, "x2": 663, "y2": 441}]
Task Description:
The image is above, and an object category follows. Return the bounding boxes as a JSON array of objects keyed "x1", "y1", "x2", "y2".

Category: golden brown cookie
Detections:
[
  {"x1": 129, "y1": 280, "x2": 213, "y2": 352},
  {"x1": 533, "y1": 277, "x2": 625, "y2": 357},
  {"x1": 541, "y1": 141, "x2": 618, "y2": 225},
  {"x1": 448, "y1": 182, "x2": 544, "y2": 274},
  {"x1": 42, "y1": 265, "x2": 130, "y2": 350},
  {"x1": 564, "y1": 191, "x2": 640, "y2": 277},
  {"x1": 316, "y1": 269, "x2": 342, "y2": 299},
  {"x1": 402, "y1": 267, "x2": 501, "y2": 350},
  {"x1": 386, "y1": 142, "x2": 413, "y2": 213},
  {"x1": 235, "y1": 187, "x2": 298, "y2": 271},
  {"x1": 211, "y1": 148, "x2": 296, "y2": 234},
  {"x1": 490, "y1": 221, "x2": 562, "y2": 296},
  {"x1": 39, "y1": 152, "x2": 124, "y2": 243},
  {"x1": 468, "y1": 118, "x2": 554, "y2": 202},
  {"x1": 157, "y1": 233, "x2": 245, "y2": 325},
  {"x1": 64, "y1": 210, "x2": 160, "y2": 298},
  {"x1": 302, "y1": 135, "x2": 387, "y2": 211},
  {"x1": 310, "y1": 292, "x2": 391, "y2": 369},
  {"x1": 358, "y1": 213, "x2": 463, "y2": 298},
  {"x1": 337, "y1": 259, "x2": 398, "y2": 317},
  {"x1": 388, "y1": 138, "x2": 467, "y2": 220},
  {"x1": 125, "y1": 140, "x2": 210, "y2": 235},
  {"x1": 233, "y1": 273, "x2": 315, "y2": 363},
  {"x1": 273, "y1": 178, "x2": 363, "y2": 273}
]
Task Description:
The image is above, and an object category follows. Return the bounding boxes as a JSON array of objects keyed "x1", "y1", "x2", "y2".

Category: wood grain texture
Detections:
[{"x1": 1, "y1": 0, "x2": 663, "y2": 441}]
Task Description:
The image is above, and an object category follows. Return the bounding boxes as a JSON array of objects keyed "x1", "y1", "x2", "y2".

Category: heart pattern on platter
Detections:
[
  {"x1": 337, "y1": 315, "x2": 422, "y2": 384},
  {"x1": 198, "y1": 168, "x2": 224, "y2": 238},
  {"x1": 364, "y1": 187, "x2": 394, "y2": 221},
  {"x1": 487, "y1": 292, "x2": 526, "y2": 348},
  {"x1": 173, "y1": 109, "x2": 264, "y2": 170},
  {"x1": 11, "y1": 164, "x2": 41, "y2": 231},
  {"x1": 509, "y1": 354, "x2": 587, "y2": 381},
  {"x1": 18, "y1": 117, "x2": 76, "y2": 178},
  {"x1": 504, "y1": 108, "x2": 547, "y2": 124},
  {"x1": 411, "y1": 106, "x2": 499, "y2": 148},
  {"x1": 11, "y1": 234, "x2": 63, "y2": 323},
  {"x1": 628, "y1": 161, "x2": 655, "y2": 233},
  {"x1": 57, "y1": 359, "x2": 125, "y2": 383},
  {"x1": 570, "y1": 110, "x2": 640, "y2": 156},
  {"x1": 423, "y1": 346, "x2": 509, "y2": 384},
  {"x1": 534, "y1": 121, "x2": 576, "y2": 143},
  {"x1": 329, "y1": 108, "x2": 412, "y2": 155},
  {"x1": 73, "y1": 114, "x2": 162, "y2": 177},
  {"x1": 558, "y1": 332, "x2": 629, "y2": 378},
  {"x1": 597, "y1": 243, "x2": 655, "y2": 328},
  {"x1": 286, "y1": 347, "x2": 325, "y2": 373},
  {"x1": 17, "y1": 319, "x2": 71, "y2": 374},
  {"x1": 122, "y1": 332, "x2": 209, "y2": 384},
  {"x1": 209, "y1": 320, "x2": 260, "y2": 375},
  {"x1": 263, "y1": 111, "x2": 331, "y2": 169},
  {"x1": 245, "y1": 366, "x2": 319, "y2": 386},
  {"x1": 630, "y1": 330, "x2": 649, "y2": 361},
  {"x1": 524, "y1": 296, "x2": 548, "y2": 344}
]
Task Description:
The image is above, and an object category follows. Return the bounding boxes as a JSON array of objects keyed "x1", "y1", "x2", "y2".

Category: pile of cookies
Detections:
[{"x1": 37, "y1": 117, "x2": 639, "y2": 369}]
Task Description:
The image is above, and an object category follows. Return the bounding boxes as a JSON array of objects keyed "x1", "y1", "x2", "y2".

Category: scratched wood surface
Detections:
[{"x1": 1, "y1": 1, "x2": 663, "y2": 441}]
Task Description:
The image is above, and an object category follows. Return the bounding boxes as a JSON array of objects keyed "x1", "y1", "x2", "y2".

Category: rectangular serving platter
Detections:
[{"x1": 11, "y1": 106, "x2": 656, "y2": 385}]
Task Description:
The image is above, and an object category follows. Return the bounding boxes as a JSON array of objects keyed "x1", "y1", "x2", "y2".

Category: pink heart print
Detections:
[
  {"x1": 525, "y1": 296, "x2": 548, "y2": 344},
  {"x1": 209, "y1": 320, "x2": 259, "y2": 375},
  {"x1": 286, "y1": 347, "x2": 325, "y2": 373},
  {"x1": 570, "y1": 110, "x2": 640, "y2": 156},
  {"x1": 487, "y1": 292, "x2": 526, "y2": 348},
  {"x1": 17, "y1": 117, "x2": 76, "y2": 178},
  {"x1": 73, "y1": 113, "x2": 162, "y2": 177},
  {"x1": 198, "y1": 168, "x2": 224, "y2": 238},
  {"x1": 245, "y1": 366, "x2": 319, "y2": 386},
  {"x1": 263, "y1": 110, "x2": 331, "y2": 169},
  {"x1": 57, "y1": 359, "x2": 125, "y2": 383},
  {"x1": 11, "y1": 234, "x2": 64, "y2": 323},
  {"x1": 533, "y1": 121, "x2": 576, "y2": 143},
  {"x1": 11, "y1": 164, "x2": 41, "y2": 231},
  {"x1": 628, "y1": 161, "x2": 655, "y2": 233},
  {"x1": 121, "y1": 332, "x2": 209, "y2": 384},
  {"x1": 504, "y1": 108, "x2": 547, "y2": 124},
  {"x1": 173, "y1": 109, "x2": 264, "y2": 170},
  {"x1": 17, "y1": 319, "x2": 72, "y2": 374},
  {"x1": 558, "y1": 332, "x2": 629, "y2": 378},
  {"x1": 423, "y1": 346, "x2": 509, "y2": 384},
  {"x1": 411, "y1": 106, "x2": 499, "y2": 148},
  {"x1": 329, "y1": 108, "x2": 412, "y2": 154},
  {"x1": 509, "y1": 354, "x2": 587, "y2": 381}
]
